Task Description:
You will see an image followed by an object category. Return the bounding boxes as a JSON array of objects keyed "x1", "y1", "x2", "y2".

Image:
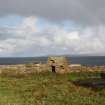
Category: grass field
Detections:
[{"x1": 0, "y1": 72, "x2": 105, "y2": 105}]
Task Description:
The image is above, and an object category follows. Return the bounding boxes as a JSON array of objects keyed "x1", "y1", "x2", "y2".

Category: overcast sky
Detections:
[{"x1": 0, "y1": 0, "x2": 105, "y2": 57}]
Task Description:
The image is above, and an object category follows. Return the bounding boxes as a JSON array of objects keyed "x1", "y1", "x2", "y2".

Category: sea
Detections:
[{"x1": 0, "y1": 56, "x2": 105, "y2": 66}]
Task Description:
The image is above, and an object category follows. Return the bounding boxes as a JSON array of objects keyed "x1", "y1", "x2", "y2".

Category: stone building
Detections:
[{"x1": 47, "y1": 56, "x2": 69, "y2": 74}]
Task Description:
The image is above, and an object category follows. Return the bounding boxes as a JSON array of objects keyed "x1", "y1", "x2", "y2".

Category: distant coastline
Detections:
[{"x1": 0, "y1": 56, "x2": 104, "y2": 66}]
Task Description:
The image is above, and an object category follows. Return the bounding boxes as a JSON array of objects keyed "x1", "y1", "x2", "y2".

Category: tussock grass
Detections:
[{"x1": 0, "y1": 72, "x2": 105, "y2": 105}]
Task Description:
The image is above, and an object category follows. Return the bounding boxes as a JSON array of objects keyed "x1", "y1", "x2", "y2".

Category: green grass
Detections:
[{"x1": 0, "y1": 72, "x2": 105, "y2": 105}]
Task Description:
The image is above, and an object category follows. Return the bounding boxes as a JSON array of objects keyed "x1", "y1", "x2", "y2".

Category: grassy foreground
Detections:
[{"x1": 0, "y1": 72, "x2": 105, "y2": 105}]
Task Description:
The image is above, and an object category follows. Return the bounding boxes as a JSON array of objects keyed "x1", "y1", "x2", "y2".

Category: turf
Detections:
[{"x1": 0, "y1": 72, "x2": 105, "y2": 105}]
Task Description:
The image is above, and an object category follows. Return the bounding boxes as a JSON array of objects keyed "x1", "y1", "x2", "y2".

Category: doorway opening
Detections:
[
  {"x1": 52, "y1": 66, "x2": 56, "y2": 72},
  {"x1": 50, "y1": 60, "x2": 56, "y2": 72}
]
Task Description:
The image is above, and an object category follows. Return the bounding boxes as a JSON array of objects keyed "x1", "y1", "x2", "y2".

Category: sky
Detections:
[{"x1": 0, "y1": 0, "x2": 105, "y2": 57}]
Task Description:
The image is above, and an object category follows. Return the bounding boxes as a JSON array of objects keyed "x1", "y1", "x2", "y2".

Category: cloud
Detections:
[
  {"x1": 0, "y1": 0, "x2": 105, "y2": 25},
  {"x1": 0, "y1": 16, "x2": 105, "y2": 56},
  {"x1": 0, "y1": 0, "x2": 105, "y2": 56}
]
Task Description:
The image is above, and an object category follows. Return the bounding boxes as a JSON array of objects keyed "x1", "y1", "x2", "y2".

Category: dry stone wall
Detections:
[{"x1": 0, "y1": 56, "x2": 105, "y2": 76}]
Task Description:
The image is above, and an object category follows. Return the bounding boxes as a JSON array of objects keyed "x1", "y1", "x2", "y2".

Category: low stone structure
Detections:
[
  {"x1": 0, "y1": 56, "x2": 105, "y2": 76},
  {"x1": 47, "y1": 56, "x2": 69, "y2": 74}
]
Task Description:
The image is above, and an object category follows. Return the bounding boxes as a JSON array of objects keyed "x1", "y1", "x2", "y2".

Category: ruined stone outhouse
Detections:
[{"x1": 47, "y1": 56, "x2": 69, "y2": 74}]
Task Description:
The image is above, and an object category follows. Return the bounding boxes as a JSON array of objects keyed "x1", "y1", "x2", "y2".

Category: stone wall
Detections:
[
  {"x1": 0, "y1": 64, "x2": 48, "y2": 76},
  {"x1": 0, "y1": 56, "x2": 105, "y2": 76}
]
